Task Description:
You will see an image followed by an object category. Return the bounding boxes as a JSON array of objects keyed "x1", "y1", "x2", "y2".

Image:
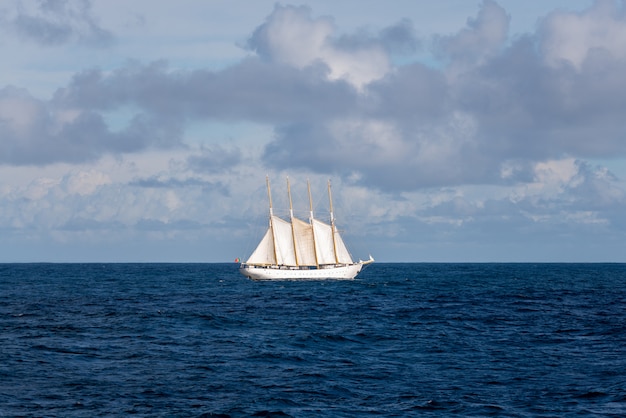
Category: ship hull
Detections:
[{"x1": 239, "y1": 263, "x2": 366, "y2": 281}]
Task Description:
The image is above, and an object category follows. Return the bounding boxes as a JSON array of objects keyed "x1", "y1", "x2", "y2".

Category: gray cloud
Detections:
[
  {"x1": 2, "y1": 56, "x2": 356, "y2": 165},
  {"x1": 259, "y1": 1, "x2": 626, "y2": 190},
  {"x1": 186, "y1": 146, "x2": 242, "y2": 174},
  {"x1": 379, "y1": 19, "x2": 420, "y2": 55},
  {"x1": 134, "y1": 218, "x2": 204, "y2": 232},
  {"x1": 0, "y1": 85, "x2": 183, "y2": 165},
  {"x1": 245, "y1": 4, "x2": 321, "y2": 62},
  {"x1": 422, "y1": 160, "x2": 625, "y2": 228},
  {"x1": 10, "y1": 0, "x2": 114, "y2": 47},
  {"x1": 248, "y1": 4, "x2": 420, "y2": 61},
  {"x1": 332, "y1": 18, "x2": 420, "y2": 56},
  {"x1": 454, "y1": 38, "x2": 626, "y2": 162},
  {"x1": 368, "y1": 63, "x2": 450, "y2": 122},
  {"x1": 55, "y1": 59, "x2": 357, "y2": 122},
  {"x1": 129, "y1": 176, "x2": 229, "y2": 195},
  {"x1": 434, "y1": 0, "x2": 510, "y2": 68},
  {"x1": 3, "y1": 1, "x2": 626, "y2": 196},
  {"x1": 264, "y1": 123, "x2": 338, "y2": 173},
  {"x1": 60, "y1": 217, "x2": 124, "y2": 231}
]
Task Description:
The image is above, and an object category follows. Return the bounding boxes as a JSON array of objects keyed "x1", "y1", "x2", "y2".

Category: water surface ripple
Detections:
[{"x1": 1, "y1": 263, "x2": 625, "y2": 417}]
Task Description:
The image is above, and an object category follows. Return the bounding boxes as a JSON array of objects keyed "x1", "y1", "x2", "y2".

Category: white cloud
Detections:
[
  {"x1": 65, "y1": 169, "x2": 112, "y2": 195},
  {"x1": 533, "y1": 158, "x2": 581, "y2": 188},
  {"x1": 248, "y1": 5, "x2": 392, "y2": 88},
  {"x1": 541, "y1": 0, "x2": 626, "y2": 69},
  {"x1": 24, "y1": 177, "x2": 61, "y2": 200},
  {"x1": 437, "y1": 0, "x2": 510, "y2": 74}
]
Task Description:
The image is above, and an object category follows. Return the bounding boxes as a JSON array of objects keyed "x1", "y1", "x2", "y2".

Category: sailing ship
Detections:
[{"x1": 239, "y1": 177, "x2": 373, "y2": 280}]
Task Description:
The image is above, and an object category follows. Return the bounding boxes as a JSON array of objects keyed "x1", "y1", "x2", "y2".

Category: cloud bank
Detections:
[
  {"x1": 4, "y1": 2, "x2": 626, "y2": 188},
  {"x1": 0, "y1": 0, "x2": 625, "y2": 261}
]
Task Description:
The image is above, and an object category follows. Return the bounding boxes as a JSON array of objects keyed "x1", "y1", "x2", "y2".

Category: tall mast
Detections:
[
  {"x1": 307, "y1": 179, "x2": 319, "y2": 268},
  {"x1": 266, "y1": 176, "x2": 279, "y2": 265},
  {"x1": 328, "y1": 179, "x2": 339, "y2": 264},
  {"x1": 287, "y1": 177, "x2": 299, "y2": 266}
]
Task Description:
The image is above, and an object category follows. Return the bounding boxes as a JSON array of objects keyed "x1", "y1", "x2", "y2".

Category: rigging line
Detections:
[
  {"x1": 287, "y1": 177, "x2": 300, "y2": 266},
  {"x1": 266, "y1": 175, "x2": 279, "y2": 266},
  {"x1": 328, "y1": 179, "x2": 340, "y2": 265},
  {"x1": 308, "y1": 179, "x2": 320, "y2": 268}
]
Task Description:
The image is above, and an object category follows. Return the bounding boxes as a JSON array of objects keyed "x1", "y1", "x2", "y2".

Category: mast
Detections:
[
  {"x1": 307, "y1": 179, "x2": 320, "y2": 268},
  {"x1": 287, "y1": 177, "x2": 300, "y2": 266},
  {"x1": 266, "y1": 176, "x2": 279, "y2": 265},
  {"x1": 328, "y1": 179, "x2": 340, "y2": 264}
]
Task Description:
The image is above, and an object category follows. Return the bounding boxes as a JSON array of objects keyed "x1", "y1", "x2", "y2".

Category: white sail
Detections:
[
  {"x1": 246, "y1": 228, "x2": 275, "y2": 265},
  {"x1": 312, "y1": 219, "x2": 335, "y2": 265},
  {"x1": 292, "y1": 217, "x2": 317, "y2": 266},
  {"x1": 246, "y1": 216, "x2": 350, "y2": 267},
  {"x1": 271, "y1": 215, "x2": 296, "y2": 266},
  {"x1": 334, "y1": 229, "x2": 353, "y2": 264},
  {"x1": 246, "y1": 217, "x2": 319, "y2": 267}
]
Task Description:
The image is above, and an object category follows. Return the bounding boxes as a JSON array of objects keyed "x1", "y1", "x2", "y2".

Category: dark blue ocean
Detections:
[{"x1": 1, "y1": 263, "x2": 625, "y2": 417}]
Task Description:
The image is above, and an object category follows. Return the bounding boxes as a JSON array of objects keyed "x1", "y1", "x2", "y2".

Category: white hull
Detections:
[{"x1": 240, "y1": 262, "x2": 368, "y2": 281}]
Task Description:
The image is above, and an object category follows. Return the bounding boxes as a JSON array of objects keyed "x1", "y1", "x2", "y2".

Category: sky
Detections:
[{"x1": 1, "y1": 0, "x2": 625, "y2": 262}]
